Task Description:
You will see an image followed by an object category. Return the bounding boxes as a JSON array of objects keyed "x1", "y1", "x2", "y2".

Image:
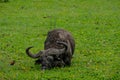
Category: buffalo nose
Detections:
[{"x1": 41, "y1": 66, "x2": 47, "y2": 70}]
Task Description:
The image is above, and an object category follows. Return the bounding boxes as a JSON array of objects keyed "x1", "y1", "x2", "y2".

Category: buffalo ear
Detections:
[
  {"x1": 35, "y1": 50, "x2": 44, "y2": 65},
  {"x1": 35, "y1": 59, "x2": 42, "y2": 65}
]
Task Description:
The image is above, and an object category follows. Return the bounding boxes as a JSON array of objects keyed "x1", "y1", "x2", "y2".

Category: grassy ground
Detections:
[{"x1": 0, "y1": 0, "x2": 120, "y2": 80}]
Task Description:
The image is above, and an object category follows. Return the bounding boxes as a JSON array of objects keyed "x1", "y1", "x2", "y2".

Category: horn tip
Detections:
[{"x1": 26, "y1": 46, "x2": 34, "y2": 50}]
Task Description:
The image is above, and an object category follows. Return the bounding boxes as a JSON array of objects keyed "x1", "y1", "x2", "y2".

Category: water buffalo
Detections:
[
  {"x1": 44, "y1": 29, "x2": 75, "y2": 66},
  {"x1": 26, "y1": 29, "x2": 75, "y2": 70}
]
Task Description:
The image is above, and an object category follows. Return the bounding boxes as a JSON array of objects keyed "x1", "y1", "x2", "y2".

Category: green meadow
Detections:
[{"x1": 0, "y1": 0, "x2": 120, "y2": 80}]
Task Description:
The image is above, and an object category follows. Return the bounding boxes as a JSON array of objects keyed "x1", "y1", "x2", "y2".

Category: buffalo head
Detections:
[{"x1": 26, "y1": 41, "x2": 68, "y2": 70}]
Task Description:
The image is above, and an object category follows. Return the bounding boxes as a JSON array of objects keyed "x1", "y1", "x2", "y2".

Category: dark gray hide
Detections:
[
  {"x1": 26, "y1": 29, "x2": 75, "y2": 70},
  {"x1": 44, "y1": 29, "x2": 75, "y2": 66}
]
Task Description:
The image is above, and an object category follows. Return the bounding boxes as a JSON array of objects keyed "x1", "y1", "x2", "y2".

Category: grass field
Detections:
[{"x1": 0, "y1": 0, "x2": 120, "y2": 80}]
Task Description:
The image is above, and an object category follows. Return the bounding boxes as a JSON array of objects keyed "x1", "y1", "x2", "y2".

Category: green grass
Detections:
[{"x1": 0, "y1": 0, "x2": 120, "y2": 80}]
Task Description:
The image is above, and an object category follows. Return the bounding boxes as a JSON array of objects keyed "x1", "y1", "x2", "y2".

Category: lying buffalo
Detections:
[{"x1": 26, "y1": 29, "x2": 75, "y2": 70}]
